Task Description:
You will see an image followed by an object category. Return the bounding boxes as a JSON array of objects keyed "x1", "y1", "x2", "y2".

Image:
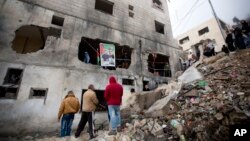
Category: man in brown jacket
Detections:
[
  {"x1": 75, "y1": 84, "x2": 99, "y2": 139},
  {"x1": 58, "y1": 91, "x2": 80, "y2": 137}
]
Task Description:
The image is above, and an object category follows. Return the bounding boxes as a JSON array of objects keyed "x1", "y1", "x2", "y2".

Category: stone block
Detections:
[
  {"x1": 184, "y1": 89, "x2": 198, "y2": 97},
  {"x1": 147, "y1": 120, "x2": 163, "y2": 136}
]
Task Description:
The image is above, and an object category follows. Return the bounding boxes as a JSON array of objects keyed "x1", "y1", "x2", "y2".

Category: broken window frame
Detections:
[
  {"x1": 148, "y1": 53, "x2": 171, "y2": 77},
  {"x1": 29, "y1": 88, "x2": 48, "y2": 104},
  {"x1": 3, "y1": 68, "x2": 23, "y2": 85},
  {"x1": 95, "y1": 0, "x2": 114, "y2": 15},
  {"x1": 179, "y1": 36, "x2": 190, "y2": 44},
  {"x1": 155, "y1": 20, "x2": 165, "y2": 34},
  {"x1": 198, "y1": 27, "x2": 209, "y2": 36},
  {"x1": 78, "y1": 37, "x2": 132, "y2": 70},
  {"x1": 0, "y1": 86, "x2": 19, "y2": 99}
]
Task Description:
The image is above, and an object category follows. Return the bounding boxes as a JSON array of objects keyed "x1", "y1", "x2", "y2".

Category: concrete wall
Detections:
[
  {"x1": 177, "y1": 18, "x2": 226, "y2": 52},
  {"x1": 0, "y1": 0, "x2": 181, "y2": 135}
]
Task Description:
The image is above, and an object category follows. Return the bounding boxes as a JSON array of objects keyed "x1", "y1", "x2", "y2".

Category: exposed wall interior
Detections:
[
  {"x1": 78, "y1": 37, "x2": 133, "y2": 69},
  {"x1": 148, "y1": 53, "x2": 171, "y2": 77},
  {"x1": 11, "y1": 25, "x2": 61, "y2": 54}
]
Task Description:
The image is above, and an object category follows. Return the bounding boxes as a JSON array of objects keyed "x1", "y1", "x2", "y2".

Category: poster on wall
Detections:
[{"x1": 99, "y1": 43, "x2": 116, "y2": 67}]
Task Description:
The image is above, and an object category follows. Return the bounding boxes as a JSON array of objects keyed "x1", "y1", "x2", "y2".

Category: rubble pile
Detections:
[{"x1": 120, "y1": 49, "x2": 250, "y2": 141}]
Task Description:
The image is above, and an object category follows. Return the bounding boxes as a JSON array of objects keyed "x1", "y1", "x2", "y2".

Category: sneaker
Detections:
[
  {"x1": 108, "y1": 130, "x2": 117, "y2": 135},
  {"x1": 117, "y1": 127, "x2": 122, "y2": 132}
]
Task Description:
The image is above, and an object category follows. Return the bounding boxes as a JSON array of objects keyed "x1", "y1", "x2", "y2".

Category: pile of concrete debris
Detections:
[{"x1": 118, "y1": 49, "x2": 250, "y2": 141}]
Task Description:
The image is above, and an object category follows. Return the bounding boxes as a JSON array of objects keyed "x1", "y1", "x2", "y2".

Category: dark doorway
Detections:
[{"x1": 81, "y1": 89, "x2": 107, "y2": 111}]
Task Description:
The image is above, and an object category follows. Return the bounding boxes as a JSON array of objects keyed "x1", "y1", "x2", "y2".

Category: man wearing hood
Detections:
[{"x1": 104, "y1": 76, "x2": 123, "y2": 135}]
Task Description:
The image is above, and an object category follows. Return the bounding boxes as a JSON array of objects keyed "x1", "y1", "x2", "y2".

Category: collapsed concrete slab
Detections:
[
  {"x1": 178, "y1": 66, "x2": 203, "y2": 84},
  {"x1": 145, "y1": 82, "x2": 183, "y2": 117},
  {"x1": 123, "y1": 90, "x2": 163, "y2": 114}
]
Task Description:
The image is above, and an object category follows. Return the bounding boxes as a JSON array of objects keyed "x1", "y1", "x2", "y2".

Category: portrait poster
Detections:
[{"x1": 99, "y1": 43, "x2": 116, "y2": 67}]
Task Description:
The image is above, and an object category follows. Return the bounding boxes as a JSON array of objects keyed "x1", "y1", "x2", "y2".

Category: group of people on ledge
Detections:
[
  {"x1": 57, "y1": 76, "x2": 123, "y2": 139},
  {"x1": 222, "y1": 20, "x2": 250, "y2": 54},
  {"x1": 184, "y1": 19, "x2": 250, "y2": 69}
]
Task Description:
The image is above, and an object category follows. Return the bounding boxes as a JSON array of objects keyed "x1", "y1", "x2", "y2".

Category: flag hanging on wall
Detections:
[{"x1": 99, "y1": 43, "x2": 116, "y2": 67}]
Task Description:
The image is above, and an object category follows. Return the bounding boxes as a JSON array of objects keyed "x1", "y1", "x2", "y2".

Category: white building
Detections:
[{"x1": 177, "y1": 18, "x2": 227, "y2": 54}]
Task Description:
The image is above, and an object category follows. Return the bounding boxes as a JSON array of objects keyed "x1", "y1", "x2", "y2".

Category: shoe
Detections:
[
  {"x1": 108, "y1": 130, "x2": 117, "y2": 135},
  {"x1": 75, "y1": 133, "x2": 80, "y2": 138},
  {"x1": 90, "y1": 135, "x2": 96, "y2": 139},
  {"x1": 117, "y1": 127, "x2": 122, "y2": 132}
]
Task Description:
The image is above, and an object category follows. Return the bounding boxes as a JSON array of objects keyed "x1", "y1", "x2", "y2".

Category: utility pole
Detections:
[{"x1": 208, "y1": 0, "x2": 226, "y2": 40}]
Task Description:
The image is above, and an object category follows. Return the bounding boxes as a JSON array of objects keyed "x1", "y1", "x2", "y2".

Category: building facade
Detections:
[
  {"x1": 0, "y1": 0, "x2": 180, "y2": 134},
  {"x1": 177, "y1": 18, "x2": 227, "y2": 53}
]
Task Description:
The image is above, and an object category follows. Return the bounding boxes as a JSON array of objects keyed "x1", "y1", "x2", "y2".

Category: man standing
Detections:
[
  {"x1": 104, "y1": 76, "x2": 123, "y2": 135},
  {"x1": 75, "y1": 84, "x2": 99, "y2": 139},
  {"x1": 58, "y1": 91, "x2": 80, "y2": 137}
]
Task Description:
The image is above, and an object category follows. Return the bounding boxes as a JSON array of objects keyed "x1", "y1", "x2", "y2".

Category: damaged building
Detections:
[{"x1": 0, "y1": 0, "x2": 181, "y2": 135}]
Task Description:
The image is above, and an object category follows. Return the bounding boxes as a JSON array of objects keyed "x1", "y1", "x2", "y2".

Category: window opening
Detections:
[
  {"x1": 153, "y1": 0, "x2": 163, "y2": 10},
  {"x1": 198, "y1": 27, "x2": 209, "y2": 36},
  {"x1": 148, "y1": 53, "x2": 171, "y2": 77},
  {"x1": 3, "y1": 68, "x2": 23, "y2": 85},
  {"x1": 51, "y1": 15, "x2": 64, "y2": 26},
  {"x1": 179, "y1": 36, "x2": 189, "y2": 44},
  {"x1": 78, "y1": 37, "x2": 132, "y2": 70},
  {"x1": 155, "y1": 21, "x2": 165, "y2": 34},
  {"x1": 81, "y1": 89, "x2": 107, "y2": 111},
  {"x1": 143, "y1": 81, "x2": 150, "y2": 91},
  {"x1": 12, "y1": 25, "x2": 61, "y2": 54},
  {"x1": 29, "y1": 88, "x2": 48, "y2": 104},
  {"x1": 129, "y1": 11, "x2": 134, "y2": 18},
  {"x1": 0, "y1": 86, "x2": 18, "y2": 99},
  {"x1": 122, "y1": 79, "x2": 134, "y2": 86},
  {"x1": 128, "y1": 5, "x2": 134, "y2": 11},
  {"x1": 95, "y1": 0, "x2": 114, "y2": 15}
]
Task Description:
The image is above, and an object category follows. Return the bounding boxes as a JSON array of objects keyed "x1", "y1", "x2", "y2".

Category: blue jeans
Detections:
[
  {"x1": 61, "y1": 113, "x2": 74, "y2": 137},
  {"x1": 84, "y1": 52, "x2": 90, "y2": 63},
  {"x1": 108, "y1": 105, "x2": 121, "y2": 131}
]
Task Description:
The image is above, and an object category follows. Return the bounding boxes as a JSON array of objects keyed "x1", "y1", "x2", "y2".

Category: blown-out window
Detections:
[{"x1": 95, "y1": 0, "x2": 114, "y2": 15}]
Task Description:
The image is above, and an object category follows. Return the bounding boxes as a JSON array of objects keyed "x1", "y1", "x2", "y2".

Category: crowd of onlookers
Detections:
[
  {"x1": 183, "y1": 19, "x2": 250, "y2": 70},
  {"x1": 222, "y1": 20, "x2": 250, "y2": 54}
]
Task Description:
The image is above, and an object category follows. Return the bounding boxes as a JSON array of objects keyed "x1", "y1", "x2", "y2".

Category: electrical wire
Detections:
[{"x1": 172, "y1": 0, "x2": 206, "y2": 31}]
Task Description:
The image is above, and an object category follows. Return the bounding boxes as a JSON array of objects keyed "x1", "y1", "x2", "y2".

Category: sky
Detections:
[{"x1": 167, "y1": 0, "x2": 250, "y2": 37}]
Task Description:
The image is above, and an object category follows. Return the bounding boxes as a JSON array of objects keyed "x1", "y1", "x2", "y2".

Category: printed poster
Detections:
[{"x1": 99, "y1": 43, "x2": 116, "y2": 67}]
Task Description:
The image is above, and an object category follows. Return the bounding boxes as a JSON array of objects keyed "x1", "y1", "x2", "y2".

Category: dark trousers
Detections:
[
  {"x1": 75, "y1": 112, "x2": 94, "y2": 138},
  {"x1": 61, "y1": 113, "x2": 74, "y2": 137}
]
